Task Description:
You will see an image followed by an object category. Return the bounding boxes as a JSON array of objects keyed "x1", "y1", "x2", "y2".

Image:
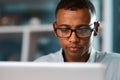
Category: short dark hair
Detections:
[{"x1": 55, "y1": 0, "x2": 96, "y2": 16}]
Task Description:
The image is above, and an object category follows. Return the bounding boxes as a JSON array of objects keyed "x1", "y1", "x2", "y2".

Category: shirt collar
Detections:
[{"x1": 87, "y1": 48, "x2": 96, "y2": 63}]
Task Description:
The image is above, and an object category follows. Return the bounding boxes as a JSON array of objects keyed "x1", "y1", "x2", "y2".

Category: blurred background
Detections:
[{"x1": 0, "y1": 0, "x2": 119, "y2": 61}]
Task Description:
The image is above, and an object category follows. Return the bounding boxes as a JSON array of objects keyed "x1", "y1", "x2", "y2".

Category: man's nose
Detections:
[{"x1": 68, "y1": 32, "x2": 79, "y2": 43}]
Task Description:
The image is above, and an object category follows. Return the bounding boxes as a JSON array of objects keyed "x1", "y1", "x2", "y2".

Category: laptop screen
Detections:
[{"x1": 0, "y1": 62, "x2": 105, "y2": 80}]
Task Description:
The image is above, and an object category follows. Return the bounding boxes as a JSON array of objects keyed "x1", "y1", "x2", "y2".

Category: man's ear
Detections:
[
  {"x1": 52, "y1": 22, "x2": 57, "y2": 37},
  {"x1": 93, "y1": 21, "x2": 100, "y2": 36}
]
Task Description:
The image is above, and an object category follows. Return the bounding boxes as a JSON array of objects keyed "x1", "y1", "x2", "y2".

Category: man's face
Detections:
[{"x1": 53, "y1": 9, "x2": 97, "y2": 60}]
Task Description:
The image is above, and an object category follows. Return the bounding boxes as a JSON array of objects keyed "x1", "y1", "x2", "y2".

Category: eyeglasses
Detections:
[{"x1": 54, "y1": 24, "x2": 94, "y2": 38}]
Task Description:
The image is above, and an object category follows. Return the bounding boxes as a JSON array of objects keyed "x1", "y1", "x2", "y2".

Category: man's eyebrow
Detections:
[
  {"x1": 76, "y1": 24, "x2": 90, "y2": 27},
  {"x1": 77, "y1": 24, "x2": 90, "y2": 26},
  {"x1": 56, "y1": 23, "x2": 90, "y2": 28}
]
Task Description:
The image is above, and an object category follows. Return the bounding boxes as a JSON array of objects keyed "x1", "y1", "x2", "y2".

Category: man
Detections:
[{"x1": 35, "y1": 0, "x2": 120, "y2": 80}]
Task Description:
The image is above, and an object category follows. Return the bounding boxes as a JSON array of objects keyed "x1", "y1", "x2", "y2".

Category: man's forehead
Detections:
[
  {"x1": 56, "y1": 9, "x2": 96, "y2": 24},
  {"x1": 56, "y1": 9, "x2": 91, "y2": 24}
]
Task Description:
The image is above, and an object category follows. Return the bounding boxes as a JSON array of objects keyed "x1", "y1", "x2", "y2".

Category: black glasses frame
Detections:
[{"x1": 54, "y1": 28, "x2": 94, "y2": 38}]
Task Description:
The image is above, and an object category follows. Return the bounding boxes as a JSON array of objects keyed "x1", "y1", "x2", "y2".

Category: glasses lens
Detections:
[
  {"x1": 55, "y1": 28, "x2": 92, "y2": 38},
  {"x1": 76, "y1": 28, "x2": 92, "y2": 37},
  {"x1": 56, "y1": 28, "x2": 71, "y2": 37}
]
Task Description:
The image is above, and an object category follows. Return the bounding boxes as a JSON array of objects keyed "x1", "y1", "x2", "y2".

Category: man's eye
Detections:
[
  {"x1": 80, "y1": 29, "x2": 87, "y2": 32},
  {"x1": 77, "y1": 29, "x2": 89, "y2": 33},
  {"x1": 61, "y1": 28, "x2": 69, "y2": 32}
]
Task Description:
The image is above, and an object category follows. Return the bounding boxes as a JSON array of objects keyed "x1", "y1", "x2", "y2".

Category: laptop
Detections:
[{"x1": 0, "y1": 62, "x2": 105, "y2": 80}]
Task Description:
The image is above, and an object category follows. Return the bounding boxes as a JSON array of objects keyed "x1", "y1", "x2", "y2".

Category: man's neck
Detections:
[{"x1": 62, "y1": 50, "x2": 90, "y2": 62}]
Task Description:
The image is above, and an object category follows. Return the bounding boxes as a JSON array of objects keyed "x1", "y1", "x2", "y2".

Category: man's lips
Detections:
[
  {"x1": 69, "y1": 47, "x2": 79, "y2": 51},
  {"x1": 68, "y1": 46, "x2": 83, "y2": 52}
]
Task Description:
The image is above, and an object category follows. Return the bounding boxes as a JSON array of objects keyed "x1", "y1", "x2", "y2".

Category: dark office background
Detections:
[{"x1": 0, "y1": 0, "x2": 119, "y2": 61}]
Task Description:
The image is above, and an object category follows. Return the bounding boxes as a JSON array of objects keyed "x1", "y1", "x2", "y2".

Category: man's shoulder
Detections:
[
  {"x1": 95, "y1": 50, "x2": 120, "y2": 62},
  {"x1": 105, "y1": 52, "x2": 120, "y2": 60},
  {"x1": 96, "y1": 51, "x2": 120, "y2": 80},
  {"x1": 34, "y1": 49, "x2": 64, "y2": 62}
]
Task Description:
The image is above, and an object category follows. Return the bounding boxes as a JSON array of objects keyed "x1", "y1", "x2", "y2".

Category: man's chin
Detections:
[{"x1": 67, "y1": 50, "x2": 85, "y2": 57}]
